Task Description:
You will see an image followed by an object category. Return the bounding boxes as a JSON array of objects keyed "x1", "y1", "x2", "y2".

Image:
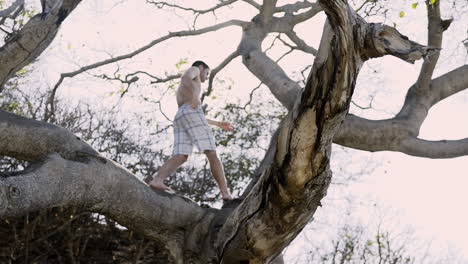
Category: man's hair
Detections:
[{"x1": 192, "y1": 60, "x2": 209, "y2": 69}]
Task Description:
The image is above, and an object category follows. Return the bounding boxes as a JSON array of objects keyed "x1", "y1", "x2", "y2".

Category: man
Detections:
[{"x1": 149, "y1": 61, "x2": 234, "y2": 201}]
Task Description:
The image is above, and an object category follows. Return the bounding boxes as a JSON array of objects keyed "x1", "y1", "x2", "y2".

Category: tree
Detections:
[{"x1": 1, "y1": 0, "x2": 467, "y2": 263}]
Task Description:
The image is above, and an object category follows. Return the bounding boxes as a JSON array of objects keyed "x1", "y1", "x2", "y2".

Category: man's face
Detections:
[{"x1": 199, "y1": 67, "x2": 210, "y2": 83}]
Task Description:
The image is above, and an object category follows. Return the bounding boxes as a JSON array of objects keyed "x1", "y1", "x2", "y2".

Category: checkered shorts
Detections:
[{"x1": 172, "y1": 104, "x2": 216, "y2": 155}]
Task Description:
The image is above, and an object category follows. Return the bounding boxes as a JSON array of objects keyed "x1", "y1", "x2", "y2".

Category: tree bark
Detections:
[
  {"x1": 0, "y1": 0, "x2": 457, "y2": 263},
  {"x1": 0, "y1": 0, "x2": 82, "y2": 91}
]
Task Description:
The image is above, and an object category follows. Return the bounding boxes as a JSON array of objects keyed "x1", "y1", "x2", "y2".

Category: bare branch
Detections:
[
  {"x1": 44, "y1": 19, "x2": 247, "y2": 121},
  {"x1": 147, "y1": 0, "x2": 238, "y2": 15},
  {"x1": 275, "y1": 1, "x2": 316, "y2": 13},
  {"x1": 286, "y1": 31, "x2": 317, "y2": 55},
  {"x1": 241, "y1": 0, "x2": 261, "y2": 9},
  {"x1": 0, "y1": 109, "x2": 100, "y2": 162},
  {"x1": 415, "y1": 0, "x2": 453, "y2": 93},
  {"x1": 361, "y1": 23, "x2": 439, "y2": 64},
  {"x1": 242, "y1": 49, "x2": 301, "y2": 110},
  {"x1": 0, "y1": 0, "x2": 24, "y2": 18},
  {"x1": 289, "y1": 3, "x2": 322, "y2": 24},
  {"x1": 203, "y1": 49, "x2": 240, "y2": 100},
  {"x1": 258, "y1": 0, "x2": 278, "y2": 25},
  {"x1": 149, "y1": 72, "x2": 181, "y2": 84},
  {"x1": 400, "y1": 137, "x2": 468, "y2": 159},
  {"x1": 334, "y1": 65, "x2": 468, "y2": 158}
]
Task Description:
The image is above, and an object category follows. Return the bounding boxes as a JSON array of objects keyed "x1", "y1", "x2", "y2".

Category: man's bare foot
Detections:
[
  {"x1": 221, "y1": 194, "x2": 233, "y2": 201},
  {"x1": 149, "y1": 181, "x2": 174, "y2": 193}
]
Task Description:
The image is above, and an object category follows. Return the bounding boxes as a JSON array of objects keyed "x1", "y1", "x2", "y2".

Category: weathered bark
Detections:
[
  {"x1": 0, "y1": 0, "x2": 82, "y2": 91},
  {"x1": 214, "y1": 1, "x2": 435, "y2": 262}
]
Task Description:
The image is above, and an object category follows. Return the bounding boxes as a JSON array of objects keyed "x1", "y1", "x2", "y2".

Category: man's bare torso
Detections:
[{"x1": 176, "y1": 66, "x2": 202, "y2": 107}]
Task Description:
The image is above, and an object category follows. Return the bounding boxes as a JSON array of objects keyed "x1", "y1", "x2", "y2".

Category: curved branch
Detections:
[
  {"x1": 286, "y1": 31, "x2": 317, "y2": 55},
  {"x1": 289, "y1": 4, "x2": 323, "y2": 24},
  {"x1": 400, "y1": 137, "x2": 468, "y2": 159},
  {"x1": 45, "y1": 19, "x2": 248, "y2": 120},
  {"x1": 334, "y1": 65, "x2": 468, "y2": 158},
  {"x1": 242, "y1": 49, "x2": 301, "y2": 110},
  {"x1": 275, "y1": 1, "x2": 316, "y2": 13},
  {"x1": 203, "y1": 49, "x2": 240, "y2": 101},
  {"x1": 0, "y1": 0, "x2": 82, "y2": 92},
  {"x1": 415, "y1": 0, "x2": 451, "y2": 91},
  {"x1": 241, "y1": 0, "x2": 261, "y2": 10},
  {"x1": 258, "y1": 0, "x2": 278, "y2": 25},
  {"x1": 0, "y1": 0, "x2": 24, "y2": 18},
  {"x1": 148, "y1": 0, "x2": 238, "y2": 15}
]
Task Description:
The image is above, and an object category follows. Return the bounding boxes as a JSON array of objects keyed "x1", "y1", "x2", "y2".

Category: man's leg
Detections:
[
  {"x1": 205, "y1": 150, "x2": 233, "y2": 200},
  {"x1": 149, "y1": 154, "x2": 188, "y2": 191}
]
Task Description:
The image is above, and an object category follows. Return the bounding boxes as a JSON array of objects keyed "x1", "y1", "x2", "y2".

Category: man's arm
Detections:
[{"x1": 206, "y1": 119, "x2": 233, "y2": 131}]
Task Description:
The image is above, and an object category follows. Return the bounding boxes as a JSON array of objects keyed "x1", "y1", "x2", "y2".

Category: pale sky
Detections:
[{"x1": 16, "y1": 0, "x2": 468, "y2": 262}]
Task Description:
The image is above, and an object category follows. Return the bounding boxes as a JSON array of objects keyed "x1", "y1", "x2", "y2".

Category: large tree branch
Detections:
[
  {"x1": 286, "y1": 30, "x2": 317, "y2": 55},
  {"x1": 0, "y1": 110, "x2": 227, "y2": 263},
  {"x1": 0, "y1": 0, "x2": 82, "y2": 92},
  {"x1": 396, "y1": 0, "x2": 451, "y2": 128},
  {"x1": 242, "y1": 49, "x2": 302, "y2": 110},
  {"x1": 0, "y1": 153, "x2": 217, "y2": 263},
  {"x1": 415, "y1": 0, "x2": 451, "y2": 91},
  {"x1": 258, "y1": 0, "x2": 278, "y2": 25},
  {"x1": 334, "y1": 65, "x2": 468, "y2": 158},
  {"x1": 0, "y1": 109, "x2": 99, "y2": 161}
]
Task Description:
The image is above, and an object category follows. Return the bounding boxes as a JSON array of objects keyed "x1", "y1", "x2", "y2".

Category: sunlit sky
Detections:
[{"x1": 14, "y1": 0, "x2": 468, "y2": 262}]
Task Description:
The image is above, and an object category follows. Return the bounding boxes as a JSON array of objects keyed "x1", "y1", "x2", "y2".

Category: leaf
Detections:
[
  {"x1": 411, "y1": 2, "x2": 418, "y2": 8},
  {"x1": 429, "y1": 0, "x2": 436, "y2": 4},
  {"x1": 399, "y1": 11, "x2": 405, "y2": 17}
]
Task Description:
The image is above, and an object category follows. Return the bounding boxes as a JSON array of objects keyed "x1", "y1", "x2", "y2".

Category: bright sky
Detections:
[{"x1": 18, "y1": 0, "x2": 468, "y2": 262}]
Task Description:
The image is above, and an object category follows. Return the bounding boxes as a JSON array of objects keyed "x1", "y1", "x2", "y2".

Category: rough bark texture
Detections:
[
  {"x1": 0, "y1": 0, "x2": 465, "y2": 263},
  {"x1": 0, "y1": 0, "x2": 82, "y2": 91}
]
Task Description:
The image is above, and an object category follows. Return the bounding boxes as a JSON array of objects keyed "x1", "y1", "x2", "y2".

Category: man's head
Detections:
[{"x1": 192, "y1": 61, "x2": 210, "y2": 83}]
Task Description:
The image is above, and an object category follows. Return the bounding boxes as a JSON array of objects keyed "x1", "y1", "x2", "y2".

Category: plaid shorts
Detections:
[{"x1": 172, "y1": 104, "x2": 216, "y2": 155}]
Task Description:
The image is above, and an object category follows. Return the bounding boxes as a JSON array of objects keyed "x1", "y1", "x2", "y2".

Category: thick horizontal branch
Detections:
[
  {"x1": 0, "y1": 109, "x2": 99, "y2": 161},
  {"x1": 400, "y1": 137, "x2": 468, "y2": 159},
  {"x1": 0, "y1": 153, "x2": 216, "y2": 262}
]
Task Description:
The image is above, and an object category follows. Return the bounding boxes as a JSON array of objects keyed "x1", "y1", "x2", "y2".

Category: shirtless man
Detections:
[{"x1": 149, "y1": 61, "x2": 233, "y2": 201}]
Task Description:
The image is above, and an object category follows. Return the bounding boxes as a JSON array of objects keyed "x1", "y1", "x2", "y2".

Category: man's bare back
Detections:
[{"x1": 176, "y1": 66, "x2": 209, "y2": 108}]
